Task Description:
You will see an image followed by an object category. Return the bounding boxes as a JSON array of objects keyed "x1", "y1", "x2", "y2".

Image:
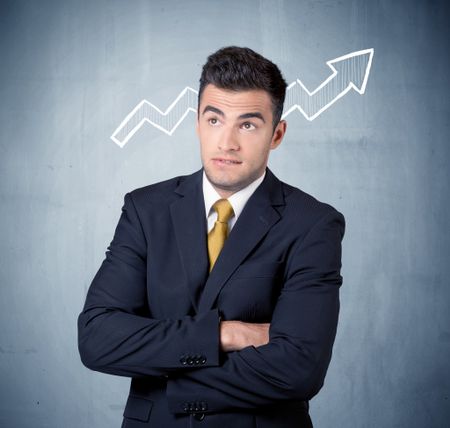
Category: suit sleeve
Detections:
[
  {"x1": 166, "y1": 209, "x2": 345, "y2": 413},
  {"x1": 77, "y1": 192, "x2": 220, "y2": 378}
]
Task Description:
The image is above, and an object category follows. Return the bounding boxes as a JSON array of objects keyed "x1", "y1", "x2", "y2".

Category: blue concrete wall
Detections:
[{"x1": 1, "y1": 0, "x2": 449, "y2": 426}]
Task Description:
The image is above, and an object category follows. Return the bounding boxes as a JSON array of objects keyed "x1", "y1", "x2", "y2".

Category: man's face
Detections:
[{"x1": 197, "y1": 84, "x2": 287, "y2": 198}]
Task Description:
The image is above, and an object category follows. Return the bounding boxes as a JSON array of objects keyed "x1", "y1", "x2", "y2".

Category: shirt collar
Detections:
[{"x1": 202, "y1": 170, "x2": 266, "y2": 221}]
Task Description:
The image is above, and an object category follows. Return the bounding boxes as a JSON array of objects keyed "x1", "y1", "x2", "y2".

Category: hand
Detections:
[{"x1": 220, "y1": 321, "x2": 270, "y2": 352}]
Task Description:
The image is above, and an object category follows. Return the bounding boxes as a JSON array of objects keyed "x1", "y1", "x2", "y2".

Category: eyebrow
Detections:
[
  {"x1": 202, "y1": 105, "x2": 224, "y2": 116},
  {"x1": 202, "y1": 105, "x2": 266, "y2": 123},
  {"x1": 239, "y1": 112, "x2": 265, "y2": 123}
]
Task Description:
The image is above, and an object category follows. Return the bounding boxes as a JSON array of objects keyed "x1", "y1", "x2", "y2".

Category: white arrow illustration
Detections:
[
  {"x1": 282, "y1": 48, "x2": 374, "y2": 121},
  {"x1": 111, "y1": 87, "x2": 198, "y2": 148},
  {"x1": 111, "y1": 48, "x2": 374, "y2": 147}
]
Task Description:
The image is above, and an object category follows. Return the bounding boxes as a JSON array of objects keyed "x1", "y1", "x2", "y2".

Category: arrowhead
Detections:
[{"x1": 327, "y1": 48, "x2": 374, "y2": 93}]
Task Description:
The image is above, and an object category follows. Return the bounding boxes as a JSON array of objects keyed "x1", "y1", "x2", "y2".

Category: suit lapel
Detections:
[
  {"x1": 170, "y1": 170, "x2": 209, "y2": 312},
  {"x1": 198, "y1": 169, "x2": 285, "y2": 312}
]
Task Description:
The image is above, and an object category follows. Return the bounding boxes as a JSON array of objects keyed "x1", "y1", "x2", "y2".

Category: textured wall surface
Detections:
[{"x1": 1, "y1": 0, "x2": 449, "y2": 427}]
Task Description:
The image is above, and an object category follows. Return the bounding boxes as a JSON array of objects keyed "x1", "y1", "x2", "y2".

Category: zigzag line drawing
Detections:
[
  {"x1": 111, "y1": 87, "x2": 198, "y2": 147},
  {"x1": 111, "y1": 48, "x2": 374, "y2": 147},
  {"x1": 282, "y1": 48, "x2": 374, "y2": 121}
]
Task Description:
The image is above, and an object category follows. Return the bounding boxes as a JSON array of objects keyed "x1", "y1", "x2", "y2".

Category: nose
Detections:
[{"x1": 218, "y1": 127, "x2": 240, "y2": 151}]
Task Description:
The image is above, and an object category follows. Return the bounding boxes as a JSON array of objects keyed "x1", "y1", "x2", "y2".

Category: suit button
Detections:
[
  {"x1": 200, "y1": 356, "x2": 206, "y2": 364},
  {"x1": 182, "y1": 402, "x2": 189, "y2": 412},
  {"x1": 194, "y1": 412, "x2": 205, "y2": 421},
  {"x1": 187, "y1": 358, "x2": 194, "y2": 365},
  {"x1": 200, "y1": 401, "x2": 207, "y2": 411},
  {"x1": 180, "y1": 355, "x2": 187, "y2": 365}
]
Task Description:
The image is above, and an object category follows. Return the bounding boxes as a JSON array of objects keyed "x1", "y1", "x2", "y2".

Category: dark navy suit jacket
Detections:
[{"x1": 77, "y1": 168, "x2": 345, "y2": 428}]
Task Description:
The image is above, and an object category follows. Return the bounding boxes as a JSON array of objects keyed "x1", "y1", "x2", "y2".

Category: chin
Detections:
[
  {"x1": 211, "y1": 178, "x2": 239, "y2": 191},
  {"x1": 205, "y1": 172, "x2": 236, "y2": 190},
  {"x1": 214, "y1": 178, "x2": 252, "y2": 195}
]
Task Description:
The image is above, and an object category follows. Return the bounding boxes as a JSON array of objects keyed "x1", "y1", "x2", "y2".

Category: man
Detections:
[{"x1": 78, "y1": 46, "x2": 345, "y2": 428}]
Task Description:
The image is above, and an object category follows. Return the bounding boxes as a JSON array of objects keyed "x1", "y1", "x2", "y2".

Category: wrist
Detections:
[{"x1": 220, "y1": 320, "x2": 241, "y2": 352}]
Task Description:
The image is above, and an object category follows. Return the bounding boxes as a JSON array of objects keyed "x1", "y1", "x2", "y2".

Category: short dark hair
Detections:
[{"x1": 198, "y1": 46, "x2": 287, "y2": 129}]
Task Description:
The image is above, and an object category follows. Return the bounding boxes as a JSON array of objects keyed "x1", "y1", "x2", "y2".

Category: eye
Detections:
[
  {"x1": 241, "y1": 122, "x2": 256, "y2": 131},
  {"x1": 208, "y1": 117, "x2": 220, "y2": 126}
]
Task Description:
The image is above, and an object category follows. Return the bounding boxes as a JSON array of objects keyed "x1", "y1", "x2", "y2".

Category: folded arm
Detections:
[
  {"x1": 77, "y1": 193, "x2": 221, "y2": 378},
  {"x1": 166, "y1": 210, "x2": 345, "y2": 413}
]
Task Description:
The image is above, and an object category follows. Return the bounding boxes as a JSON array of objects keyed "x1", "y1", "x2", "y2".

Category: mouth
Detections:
[{"x1": 212, "y1": 158, "x2": 242, "y2": 165}]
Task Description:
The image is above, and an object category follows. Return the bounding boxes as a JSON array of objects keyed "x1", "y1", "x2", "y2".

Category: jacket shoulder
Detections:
[
  {"x1": 280, "y1": 181, "x2": 345, "y2": 226},
  {"x1": 125, "y1": 172, "x2": 196, "y2": 207}
]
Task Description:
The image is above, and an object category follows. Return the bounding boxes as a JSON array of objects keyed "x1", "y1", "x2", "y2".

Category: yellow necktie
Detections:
[{"x1": 208, "y1": 199, "x2": 234, "y2": 271}]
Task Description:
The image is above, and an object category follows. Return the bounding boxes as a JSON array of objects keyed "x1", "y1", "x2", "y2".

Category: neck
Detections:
[{"x1": 213, "y1": 186, "x2": 235, "y2": 199}]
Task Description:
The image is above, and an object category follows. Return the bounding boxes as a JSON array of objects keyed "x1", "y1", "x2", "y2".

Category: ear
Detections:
[
  {"x1": 270, "y1": 120, "x2": 287, "y2": 150},
  {"x1": 195, "y1": 115, "x2": 200, "y2": 137}
]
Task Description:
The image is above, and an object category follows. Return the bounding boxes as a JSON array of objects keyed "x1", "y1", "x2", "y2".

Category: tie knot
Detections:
[{"x1": 212, "y1": 199, "x2": 234, "y2": 223}]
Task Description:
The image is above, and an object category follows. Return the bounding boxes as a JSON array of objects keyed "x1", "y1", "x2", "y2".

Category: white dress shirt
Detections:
[{"x1": 203, "y1": 170, "x2": 266, "y2": 233}]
